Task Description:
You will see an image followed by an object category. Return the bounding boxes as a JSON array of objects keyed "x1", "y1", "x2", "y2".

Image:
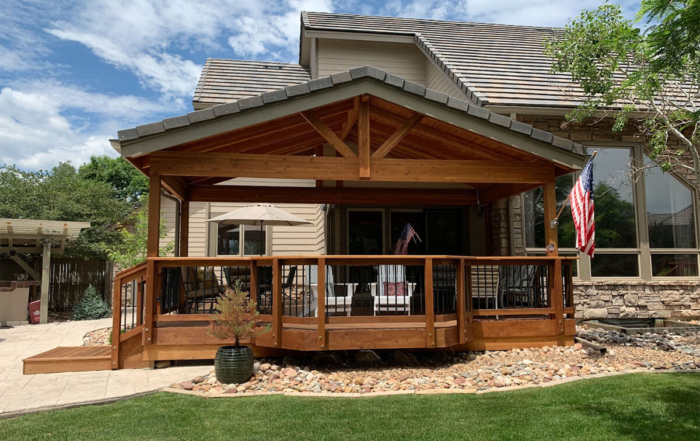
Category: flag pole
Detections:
[{"x1": 554, "y1": 150, "x2": 597, "y2": 221}]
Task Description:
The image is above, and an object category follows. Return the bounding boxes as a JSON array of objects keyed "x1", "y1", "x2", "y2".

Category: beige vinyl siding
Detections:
[
  {"x1": 160, "y1": 178, "x2": 323, "y2": 257},
  {"x1": 315, "y1": 204, "x2": 326, "y2": 254},
  {"x1": 317, "y1": 39, "x2": 426, "y2": 84},
  {"x1": 426, "y1": 60, "x2": 466, "y2": 99}
]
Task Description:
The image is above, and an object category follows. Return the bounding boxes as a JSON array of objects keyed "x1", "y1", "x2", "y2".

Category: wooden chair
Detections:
[
  {"x1": 181, "y1": 267, "x2": 221, "y2": 313},
  {"x1": 496, "y1": 265, "x2": 540, "y2": 308},
  {"x1": 370, "y1": 265, "x2": 415, "y2": 315}
]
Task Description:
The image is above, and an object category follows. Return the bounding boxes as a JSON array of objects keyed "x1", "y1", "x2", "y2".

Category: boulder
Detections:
[
  {"x1": 354, "y1": 350, "x2": 381, "y2": 365},
  {"x1": 155, "y1": 360, "x2": 172, "y2": 369},
  {"x1": 583, "y1": 308, "x2": 608, "y2": 319}
]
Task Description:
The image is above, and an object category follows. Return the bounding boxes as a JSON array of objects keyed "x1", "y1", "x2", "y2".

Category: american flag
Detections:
[
  {"x1": 393, "y1": 223, "x2": 421, "y2": 255},
  {"x1": 570, "y1": 158, "x2": 595, "y2": 257}
]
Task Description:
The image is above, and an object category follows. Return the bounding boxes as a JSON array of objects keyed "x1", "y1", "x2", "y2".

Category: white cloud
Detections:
[
  {"x1": 0, "y1": 84, "x2": 170, "y2": 170},
  {"x1": 46, "y1": 0, "x2": 332, "y2": 97}
]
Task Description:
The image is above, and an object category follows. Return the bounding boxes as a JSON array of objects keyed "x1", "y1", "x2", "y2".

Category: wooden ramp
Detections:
[{"x1": 23, "y1": 346, "x2": 112, "y2": 375}]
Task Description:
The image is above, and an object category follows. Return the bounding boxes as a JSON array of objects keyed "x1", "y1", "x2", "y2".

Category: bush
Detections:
[{"x1": 72, "y1": 285, "x2": 111, "y2": 320}]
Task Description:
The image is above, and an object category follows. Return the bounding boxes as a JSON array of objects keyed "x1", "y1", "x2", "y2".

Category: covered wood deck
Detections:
[{"x1": 108, "y1": 255, "x2": 576, "y2": 369}]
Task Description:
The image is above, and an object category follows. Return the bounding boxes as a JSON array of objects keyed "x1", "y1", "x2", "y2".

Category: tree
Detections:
[
  {"x1": 79, "y1": 155, "x2": 149, "y2": 202},
  {"x1": 545, "y1": 2, "x2": 700, "y2": 184},
  {"x1": 208, "y1": 280, "x2": 270, "y2": 348},
  {"x1": 106, "y1": 194, "x2": 174, "y2": 269},
  {"x1": 72, "y1": 284, "x2": 111, "y2": 320},
  {"x1": 0, "y1": 163, "x2": 130, "y2": 258}
]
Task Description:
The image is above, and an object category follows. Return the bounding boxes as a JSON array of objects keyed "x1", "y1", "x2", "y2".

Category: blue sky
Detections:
[{"x1": 0, "y1": 0, "x2": 641, "y2": 170}]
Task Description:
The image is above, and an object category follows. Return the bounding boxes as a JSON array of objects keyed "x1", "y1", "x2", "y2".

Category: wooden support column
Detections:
[
  {"x1": 317, "y1": 258, "x2": 326, "y2": 350},
  {"x1": 358, "y1": 98, "x2": 370, "y2": 180},
  {"x1": 250, "y1": 260, "x2": 258, "y2": 306},
  {"x1": 543, "y1": 181, "x2": 558, "y2": 255},
  {"x1": 179, "y1": 198, "x2": 189, "y2": 257},
  {"x1": 550, "y1": 260, "x2": 565, "y2": 336},
  {"x1": 147, "y1": 173, "x2": 162, "y2": 258},
  {"x1": 272, "y1": 258, "x2": 282, "y2": 348},
  {"x1": 424, "y1": 258, "x2": 435, "y2": 348},
  {"x1": 143, "y1": 259, "x2": 156, "y2": 345},
  {"x1": 456, "y1": 258, "x2": 466, "y2": 345},
  {"x1": 111, "y1": 276, "x2": 122, "y2": 369},
  {"x1": 39, "y1": 240, "x2": 50, "y2": 324}
]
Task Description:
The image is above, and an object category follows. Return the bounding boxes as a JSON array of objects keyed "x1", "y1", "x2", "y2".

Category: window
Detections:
[
  {"x1": 523, "y1": 144, "x2": 699, "y2": 280},
  {"x1": 348, "y1": 210, "x2": 384, "y2": 255},
  {"x1": 215, "y1": 222, "x2": 267, "y2": 256}
]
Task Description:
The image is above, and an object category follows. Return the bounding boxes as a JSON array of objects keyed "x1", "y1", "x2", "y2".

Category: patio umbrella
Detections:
[{"x1": 207, "y1": 204, "x2": 312, "y2": 256}]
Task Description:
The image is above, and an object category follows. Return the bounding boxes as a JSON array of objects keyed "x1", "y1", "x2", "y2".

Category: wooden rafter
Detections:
[
  {"x1": 300, "y1": 111, "x2": 357, "y2": 158},
  {"x1": 340, "y1": 97, "x2": 360, "y2": 141},
  {"x1": 372, "y1": 113, "x2": 424, "y2": 160}
]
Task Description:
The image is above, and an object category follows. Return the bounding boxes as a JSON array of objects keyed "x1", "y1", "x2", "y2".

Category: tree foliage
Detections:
[
  {"x1": 105, "y1": 194, "x2": 174, "y2": 269},
  {"x1": 0, "y1": 162, "x2": 130, "y2": 258},
  {"x1": 72, "y1": 284, "x2": 111, "y2": 320},
  {"x1": 208, "y1": 280, "x2": 271, "y2": 348},
  {"x1": 545, "y1": 2, "x2": 700, "y2": 183},
  {"x1": 78, "y1": 156, "x2": 149, "y2": 202}
]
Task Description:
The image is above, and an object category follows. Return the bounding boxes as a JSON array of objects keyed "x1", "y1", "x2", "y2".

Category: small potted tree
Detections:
[{"x1": 208, "y1": 280, "x2": 271, "y2": 384}]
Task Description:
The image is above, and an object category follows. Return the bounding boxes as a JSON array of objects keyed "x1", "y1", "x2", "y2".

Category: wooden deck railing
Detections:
[{"x1": 111, "y1": 255, "x2": 576, "y2": 357}]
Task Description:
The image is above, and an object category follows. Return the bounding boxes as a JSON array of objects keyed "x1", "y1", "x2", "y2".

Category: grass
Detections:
[{"x1": 0, "y1": 373, "x2": 698, "y2": 441}]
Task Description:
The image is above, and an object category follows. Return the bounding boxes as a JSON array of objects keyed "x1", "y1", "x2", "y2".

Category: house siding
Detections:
[
  {"x1": 425, "y1": 60, "x2": 466, "y2": 98},
  {"x1": 316, "y1": 39, "x2": 426, "y2": 84}
]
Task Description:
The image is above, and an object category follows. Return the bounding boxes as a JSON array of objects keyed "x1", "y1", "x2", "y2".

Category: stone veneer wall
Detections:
[
  {"x1": 488, "y1": 115, "x2": 700, "y2": 319},
  {"x1": 575, "y1": 281, "x2": 700, "y2": 319}
]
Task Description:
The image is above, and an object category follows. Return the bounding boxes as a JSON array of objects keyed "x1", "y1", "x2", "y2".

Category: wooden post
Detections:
[
  {"x1": 466, "y1": 263, "x2": 473, "y2": 325},
  {"x1": 272, "y1": 258, "x2": 282, "y2": 348},
  {"x1": 179, "y1": 198, "x2": 189, "y2": 257},
  {"x1": 424, "y1": 258, "x2": 435, "y2": 348},
  {"x1": 550, "y1": 259, "x2": 565, "y2": 335},
  {"x1": 147, "y1": 173, "x2": 162, "y2": 258},
  {"x1": 456, "y1": 258, "x2": 466, "y2": 345},
  {"x1": 110, "y1": 276, "x2": 122, "y2": 369},
  {"x1": 358, "y1": 98, "x2": 370, "y2": 180},
  {"x1": 137, "y1": 276, "x2": 145, "y2": 325},
  {"x1": 317, "y1": 258, "x2": 326, "y2": 350},
  {"x1": 39, "y1": 240, "x2": 51, "y2": 324},
  {"x1": 250, "y1": 260, "x2": 258, "y2": 305},
  {"x1": 543, "y1": 181, "x2": 558, "y2": 256},
  {"x1": 143, "y1": 259, "x2": 156, "y2": 345}
]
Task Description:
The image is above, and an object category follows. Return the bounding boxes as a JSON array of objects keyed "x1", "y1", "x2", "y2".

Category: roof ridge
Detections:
[
  {"x1": 302, "y1": 11, "x2": 563, "y2": 31},
  {"x1": 206, "y1": 58, "x2": 307, "y2": 67}
]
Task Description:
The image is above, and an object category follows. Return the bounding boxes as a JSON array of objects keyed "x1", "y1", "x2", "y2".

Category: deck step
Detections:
[{"x1": 23, "y1": 346, "x2": 112, "y2": 375}]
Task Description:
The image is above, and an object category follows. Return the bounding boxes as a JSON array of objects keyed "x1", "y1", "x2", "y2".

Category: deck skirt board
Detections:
[{"x1": 23, "y1": 346, "x2": 112, "y2": 375}]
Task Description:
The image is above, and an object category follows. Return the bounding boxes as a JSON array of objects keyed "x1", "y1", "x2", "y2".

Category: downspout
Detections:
[{"x1": 161, "y1": 191, "x2": 180, "y2": 257}]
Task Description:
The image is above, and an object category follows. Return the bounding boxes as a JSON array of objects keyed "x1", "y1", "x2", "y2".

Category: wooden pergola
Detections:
[{"x1": 1, "y1": 218, "x2": 90, "y2": 323}]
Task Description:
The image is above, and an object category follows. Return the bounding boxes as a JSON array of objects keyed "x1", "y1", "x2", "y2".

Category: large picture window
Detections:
[
  {"x1": 216, "y1": 222, "x2": 267, "y2": 256},
  {"x1": 524, "y1": 144, "x2": 699, "y2": 280}
]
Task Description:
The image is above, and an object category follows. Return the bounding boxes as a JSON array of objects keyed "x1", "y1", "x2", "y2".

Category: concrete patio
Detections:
[{"x1": 0, "y1": 318, "x2": 207, "y2": 416}]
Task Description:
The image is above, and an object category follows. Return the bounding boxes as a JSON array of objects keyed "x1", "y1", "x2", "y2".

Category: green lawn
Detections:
[{"x1": 1, "y1": 374, "x2": 698, "y2": 441}]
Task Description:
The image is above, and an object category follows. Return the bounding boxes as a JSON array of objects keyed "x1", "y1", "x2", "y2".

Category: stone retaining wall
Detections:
[{"x1": 574, "y1": 281, "x2": 700, "y2": 319}]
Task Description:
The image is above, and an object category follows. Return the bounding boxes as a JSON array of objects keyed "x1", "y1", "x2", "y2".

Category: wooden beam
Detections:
[
  {"x1": 9, "y1": 255, "x2": 39, "y2": 280},
  {"x1": 300, "y1": 111, "x2": 357, "y2": 158},
  {"x1": 315, "y1": 145, "x2": 323, "y2": 187},
  {"x1": 425, "y1": 258, "x2": 435, "y2": 348},
  {"x1": 340, "y1": 97, "x2": 360, "y2": 141},
  {"x1": 179, "y1": 199, "x2": 189, "y2": 257},
  {"x1": 478, "y1": 183, "x2": 543, "y2": 204},
  {"x1": 317, "y1": 258, "x2": 326, "y2": 350},
  {"x1": 372, "y1": 113, "x2": 423, "y2": 160},
  {"x1": 161, "y1": 176, "x2": 188, "y2": 201},
  {"x1": 358, "y1": 99, "x2": 370, "y2": 179},
  {"x1": 147, "y1": 173, "x2": 161, "y2": 258},
  {"x1": 151, "y1": 151, "x2": 555, "y2": 184},
  {"x1": 189, "y1": 185, "x2": 478, "y2": 206}
]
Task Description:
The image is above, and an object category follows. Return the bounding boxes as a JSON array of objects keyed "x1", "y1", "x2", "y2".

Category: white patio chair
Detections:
[
  {"x1": 370, "y1": 265, "x2": 415, "y2": 315},
  {"x1": 305, "y1": 265, "x2": 356, "y2": 317}
]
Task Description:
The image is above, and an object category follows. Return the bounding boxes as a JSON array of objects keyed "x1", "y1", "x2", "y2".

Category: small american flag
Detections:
[
  {"x1": 393, "y1": 223, "x2": 421, "y2": 255},
  {"x1": 570, "y1": 157, "x2": 595, "y2": 257}
]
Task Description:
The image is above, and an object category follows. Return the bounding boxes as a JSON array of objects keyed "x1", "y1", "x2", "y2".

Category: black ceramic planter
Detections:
[{"x1": 215, "y1": 345, "x2": 254, "y2": 384}]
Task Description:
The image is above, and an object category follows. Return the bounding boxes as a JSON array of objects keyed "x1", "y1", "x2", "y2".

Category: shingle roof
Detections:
[
  {"x1": 303, "y1": 12, "x2": 582, "y2": 108},
  {"x1": 193, "y1": 59, "x2": 311, "y2": 108},
  {"x1": 117, "y1": 66, "x2": 586, "y2": 159}
]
